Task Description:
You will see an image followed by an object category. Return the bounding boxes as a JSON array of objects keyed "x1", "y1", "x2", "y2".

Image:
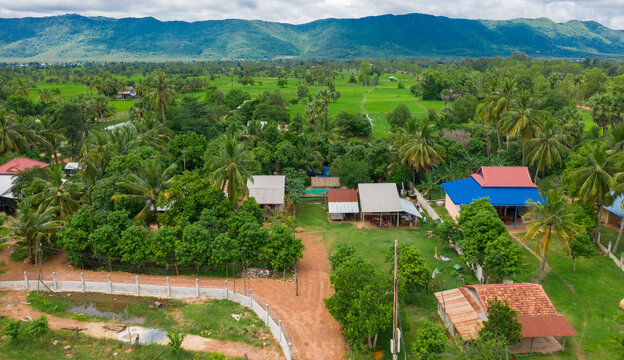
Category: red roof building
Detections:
[
  {"x1": 471, "y1": 166, "x2": 537, "y2": 188},
  {"x1": 0, "y1": 157, "x2": 49, "y2": 175},
  {"x1": 435, "y1": 283, "x2": 575, "y2": 353}
]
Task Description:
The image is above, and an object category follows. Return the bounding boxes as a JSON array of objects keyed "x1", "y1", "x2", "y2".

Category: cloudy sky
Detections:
[{"x1": 1, "y1": 0, "x2": 624, "y2": 29}]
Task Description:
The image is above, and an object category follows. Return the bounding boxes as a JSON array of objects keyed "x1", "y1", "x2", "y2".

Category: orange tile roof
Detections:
[
  {"x1": 437, "y1": 283, "x2": 575, "y2": 340},
  {"x1": 465, "y1": 283, "x2": 557, "y2": 317},
  {"x1": 434, "y1": 288, "x2": 483, "y2": 340},
  {"x1": 471, "y1": 166, "x2": 537, "y2": 188}
]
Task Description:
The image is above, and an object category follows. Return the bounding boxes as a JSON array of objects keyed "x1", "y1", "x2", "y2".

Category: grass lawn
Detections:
[
  {"x1": 0, "y1": 329, "x2": 235, "y2": 360},
  {"x1": 295, "y1": 204, "x2": 624, "y2": 360},
  {"x1": 27, "y1": 292, "x2": 273, "y2": 348}
]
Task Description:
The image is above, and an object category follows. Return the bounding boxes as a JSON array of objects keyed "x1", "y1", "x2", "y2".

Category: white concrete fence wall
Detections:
[
  {"x1": 596, "y1": 241, "x2": 624, "y2": 273},
  {"x1": 0, "y1": 274, "x2": 293, "y2": 360}
]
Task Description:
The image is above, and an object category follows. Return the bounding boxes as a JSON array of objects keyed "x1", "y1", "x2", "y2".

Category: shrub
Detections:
[
  {"x1": 167, "y1": 329, "x2": 187, "y2": 351},
  {"x1": 2, "y1": 318, "x2": 21, "y2": 340},
  {"x1": 412, "y1": 320, "x2": 447, "y2": 359}
]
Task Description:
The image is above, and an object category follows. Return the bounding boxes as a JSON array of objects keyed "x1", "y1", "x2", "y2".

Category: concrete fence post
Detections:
[
  {"x1": 24, "y1": 271, "x2": 28, "y2": 290},
  {"x1": 196, "y1": 279, "x2": 200, "y2": 298},
  {"x1": 166, "y1": 277, "x2": 171, "y2": 297},
  {"x1": 265, "y1": 304, "x2": 270, "y2": 324},
  {"x1": 249, "y1": 289, "x2": 253, "y2": 307},
  {"x1": 108, "y1": 274, "x2": 112, "y2": 294},
  {"x1": 53, "y1": 272, "x2": 57, "y2": 291},
  {"x1": 279, "y1": 320, "x2": 283, "y2": 342},
  {"x1": 608, "y1": 241, "x2": 613, "y2": 253},
  {"x1": 620, "y1": 253, "x2": 624, "y2": 268},
  {"x1": 80, "y1": 272, "x2": 85, "y2": 292},
  {"x1": 288, "y1": 342, "x2": 293, "y2": 359},
  {"x1": 135, "y1": 276, "x2": 139, "y2": 295},
  {"x1": 225, "y1": 281, "x2": 228, "y2": 299}
]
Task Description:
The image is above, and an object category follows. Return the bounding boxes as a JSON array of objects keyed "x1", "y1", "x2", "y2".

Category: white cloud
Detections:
[{"x1": 1, "y1": 0, "x2": 623, "y2": 29}]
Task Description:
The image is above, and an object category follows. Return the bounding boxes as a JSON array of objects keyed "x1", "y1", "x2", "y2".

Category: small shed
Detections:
[
  {"x1": 0, "y1": 157, "x2": 50, "y2": 211},
  {"x1": 310, "y1": 176, "x2": 340, "y2": 189},
  {"x1": 247, "y1": 175, "x2": 285, "y2": 217},
  {"x1": 327, "y1": 189, "x2": 359, "y2": 221},
  {"x1": 601, "y1": 193, "x2": 623, "y2": 230},
  {"x1": 64, "y1": 162, "x2": 80, "y2": 176},
  {"x1": 358, "y1": 183, "x2": 402, "y2": 227}
]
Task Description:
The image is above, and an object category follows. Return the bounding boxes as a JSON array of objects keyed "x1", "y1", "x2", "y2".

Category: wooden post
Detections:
[
  {"x1": 562, "y1": 336, "x2": 566, "y2": 350},
  {"x1": 514, "y1": 206, "x2": 518, "y2": 229},
  {"x1": 196, "y1": 279, "x2": 200, "y2": 298},
  {"x1": 53, "y1": 272, "x2": 57, "y2": 291},
  {"x1": 295, "y1": 274, "x2": 299, "y2": 296},
  {"x1": 135, "y1": 276, "x2": 139, "y2": 295},
  {"x1": 24, "y1": 271, "x2": 28, "y2": 290},
  {"x1": 80, "y1": 272, "x2": 85, "y2": 292},
  {"x1": 225, "y1": 280, "x2": 229, "y2": 299},
  {"x1": 167, "y1": 277, "x2": 171, "y2": 297},
  {"x1": 529, "y1": 337, "x2": 534, "y2": 352},
  {"x1": 108, "y1": 274, "x2": 112, "y2": 294}
]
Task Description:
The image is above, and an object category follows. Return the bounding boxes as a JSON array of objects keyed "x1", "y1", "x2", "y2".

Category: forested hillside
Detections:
[{"x1": 1, "y1": 13, "x2": 624, "y2": 61}]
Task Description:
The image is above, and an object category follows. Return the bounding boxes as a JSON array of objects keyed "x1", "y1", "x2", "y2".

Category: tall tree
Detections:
[
  {"x1": 390, "y1": 119, "x2": 445, "y2": 184},
  {"x1": 522, "y1": 189, "x2": 584, "y2": 281},
  {"x1": 113, "y1": 158, "x2": 176, "y2": 223},
  {"x1": 567, "y1": 141, "x2": 623, "y2": 242},
  {"x1": 208, "y1": 134, "x2": 258, "y2": 205},
  {"x1": 525, "y1": 119, "x2": 569, "y2": 182},
  {"x1": 32, "y1": 165, "x2": 84, "y2": 219},
  {"x1": 146, "y1": 70, "x2": 176, "y2": 123},
  {"x1": 1, "y1": 199, "x2": 61, "y2": 263},
  {"x1": 501, "y1": 91, "x2": 545, "y2": 166}
]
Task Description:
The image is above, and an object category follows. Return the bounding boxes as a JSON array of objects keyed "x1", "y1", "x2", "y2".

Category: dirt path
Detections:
[
  {"x1": 0, "y1": 291, "x2": 275, "y2": 359},
  {"x1": 0, "y1": 233, "x2": 346, "y2": 360}
]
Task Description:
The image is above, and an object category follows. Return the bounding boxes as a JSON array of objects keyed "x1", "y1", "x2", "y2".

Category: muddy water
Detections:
[{"x1": 48, "y1": 292, "x2": 171, "y2": 324}]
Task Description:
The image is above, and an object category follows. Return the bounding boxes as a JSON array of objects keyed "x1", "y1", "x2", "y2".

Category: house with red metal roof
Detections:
[
  {"x1": 441, "y1": 166, "x2": 542, "y2": 228},
  {"x1": 0, "y1": 157, "x2": 49, "y2": 209},
  {"x1": 435, "y1": 283, "x2": 576, "y2": 353}
]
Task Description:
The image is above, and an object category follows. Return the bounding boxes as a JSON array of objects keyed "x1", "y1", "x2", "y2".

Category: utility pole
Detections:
[
  {"x1": 392, "y1": 239, "x2": 399, "y2": 360},
  {"x1": 181, "y1": 150, "x2": 186, "y2": 171}
]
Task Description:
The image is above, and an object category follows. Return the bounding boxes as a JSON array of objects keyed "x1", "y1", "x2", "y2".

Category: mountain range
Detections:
[{"x1": 0, "y1": 13, "x2": 623, "y2": 61}]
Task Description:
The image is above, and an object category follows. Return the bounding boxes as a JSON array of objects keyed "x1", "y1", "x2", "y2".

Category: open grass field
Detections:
[
  {"x1": 295, "y1": 203, "x2": 624, "y2": 360},
  {"x1": 0, "y1": 329, "x2": 234, "y2": 360}
]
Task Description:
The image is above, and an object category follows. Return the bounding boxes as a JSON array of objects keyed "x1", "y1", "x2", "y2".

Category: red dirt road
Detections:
[{"x1": 0, "y1": 232, "x2": 346, "y2": 360}]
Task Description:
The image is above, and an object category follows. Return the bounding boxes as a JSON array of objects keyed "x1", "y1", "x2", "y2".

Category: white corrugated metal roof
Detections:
[
  {"x1": 64, "y1": 162, "x2": 80, "y2": 171},
  {"x1": 358, "y1": 183, "x2": 401, "y2": 213},
  {"x1": 328, "y1": 201, "x2": 359, "y2": 214},
  {"x1": 0, "y1": 175, "x2": 15, "y2": 199},
  {"x1": 400, "y1": 199, "x2": 423, "y2": 218},
  {"x1": 247, "y1": 175, "x2": 285, "y2": 205}
]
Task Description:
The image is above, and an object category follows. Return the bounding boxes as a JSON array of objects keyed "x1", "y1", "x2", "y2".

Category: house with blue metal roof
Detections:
[
  {"x1": 441, "y1": 166, "x2": 542, "y2": 228},
  {"x1": 601, "y1": 193, "x2": 623, "y2": 236}
]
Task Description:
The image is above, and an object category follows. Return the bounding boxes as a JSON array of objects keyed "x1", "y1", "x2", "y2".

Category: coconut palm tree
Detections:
[
  {"x1": 145, "y1": 70, "x2": 176, "y2": 123},
  {"x1": 522, "y1": 189, "x2": 584, "y2": 282},
  {"x1": 208, "y1": 134, "x2": 258, "y2": 205},
  {"x1": 32, "y1": 165, "x2": 84, "y2": 219},
  {"x1": 567, "y1": 141, "x2": 624, "y2": 242},
  {"x1": 526, "y1": 119, "x2": 569, "y2": 182},
  {"x1": 572, "y1": 75, "x2": 584, "y2": 103},
  {"x1": 390, "y1": 119, "x2": 445, "y2": 184},
  {"x1": 113, "y1": 158, "x2": 176, "y2": 223},
  {"x1": 501, "y1": 91, "x2": 545, "y2": 166},
  {"x1": 316, "y1": 116, "x2": 340, "y2": 144},
  {"x1": 36, "y1": 88, "x2": 53, "y2": 103},
  {"x1": 0, "y1": 113, "x2": 28, "y2": 155},
  {"x1": 11, "y1": 79, "x2": 30, "y2": 97},
  {"x1": 1, "y1": 199, "x2": 62, "y2": 264}
]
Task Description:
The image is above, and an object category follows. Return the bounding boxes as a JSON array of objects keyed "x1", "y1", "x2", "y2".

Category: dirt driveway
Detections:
[{"x1": 0, "y1": 232, "x2": 346, "y2": 360}]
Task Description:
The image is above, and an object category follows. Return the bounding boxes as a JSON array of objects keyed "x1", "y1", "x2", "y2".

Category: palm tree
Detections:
[
  {"x1": 389, "y1": 120, "x2": 445, "y2": 185},
  {"x1": 526, "y1": 119, "x2": 569, "y2": 182},
  {"x1": 522, "y1": 189, "x2": 584, "y2": 282},
  {"x1": 32, "y1": 165, "x2": 84, "y2": 219},
  {"x1": 572, "y1": 75, "x2": 584, "y2": 103},
  {"x1": 11, "y1": 79, "x2": 30, "y2": 97},
  {"x1": 1, "y1": 199, "x2": 61, "y2": 264},
  {"x1": 567, "y1": 141, "x2": 624, "y2": 242},
  {"x1": 36, "y1": 89, "x2": 53, "y2": 103},
  {"x1": 208, "y1": 134, "x2": 258, "y2": 205},
  {"x1": 0, "y1": 113, "x2": 28, "y2": 155},
  {"x1": 606, "y1": 122, "x2": 624, "y2": 154},
  {"x1": 501, "y1": 91, "x2": 545, "y2": 166},
  {"x1": 316, "y1": 116, "x2": 340, "y2": 144},
  {"x1": 145, "y1": 70, "x2": 176, "y2": 123},
  {"x1": 113, "y1": 158, "x2": 176, "y2": 223}
]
